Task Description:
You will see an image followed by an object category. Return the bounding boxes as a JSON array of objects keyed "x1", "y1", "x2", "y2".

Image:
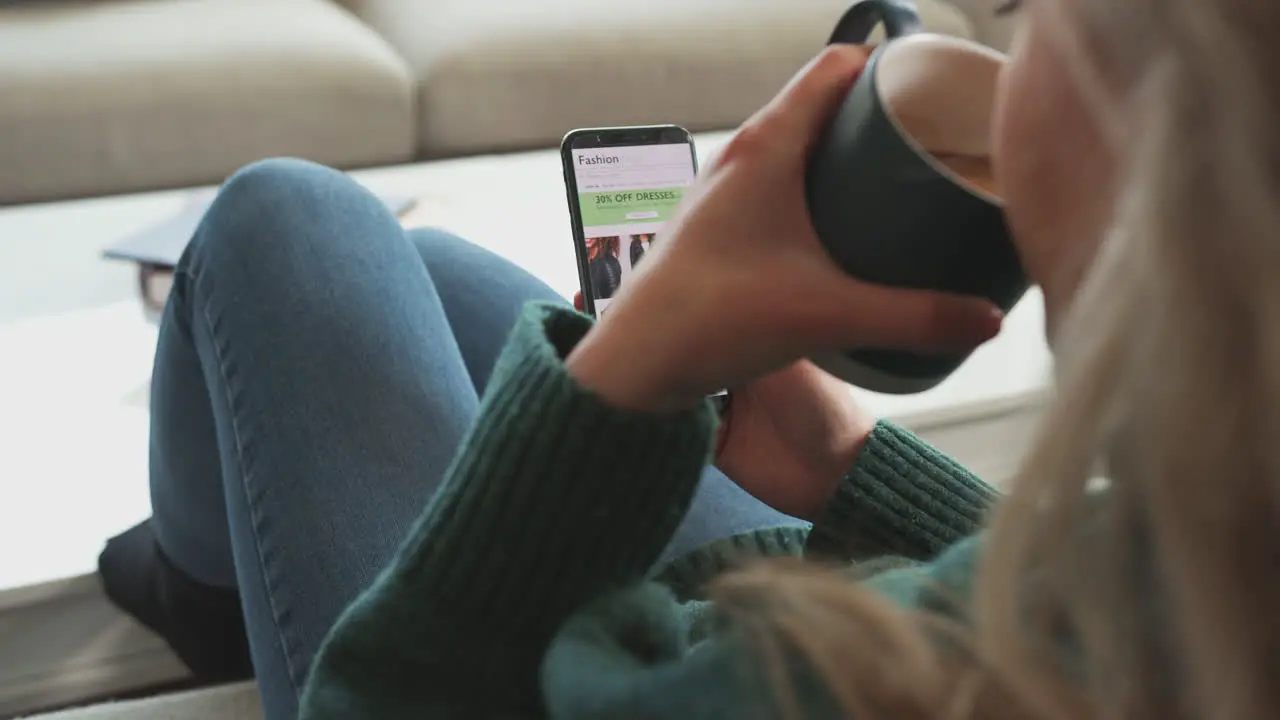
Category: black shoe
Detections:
[{"x1": 98, "y1": 519, "x2": 254, "y2": 682}]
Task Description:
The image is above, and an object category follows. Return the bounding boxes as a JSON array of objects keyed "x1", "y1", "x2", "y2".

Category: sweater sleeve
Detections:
[
  {"x1": 805, "y1": 421, "x2": 1001, "y2": 563},
  {"x1": 299, "y1": 302, "x2": 718, "y2": 719}
]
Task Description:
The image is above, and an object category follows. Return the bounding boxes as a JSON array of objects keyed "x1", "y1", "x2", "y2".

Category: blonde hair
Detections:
[{"x1": 716, "y1": 0, "x2": 1280, "y2": 717}]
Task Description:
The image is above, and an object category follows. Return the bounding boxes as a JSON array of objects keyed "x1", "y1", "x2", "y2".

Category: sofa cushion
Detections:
[
  {"x1": 340, "y1": 0, "x2": 974, "y2": 158},
  {"x1": 0, "y1": 0, "x2": 415, "y2": 204},
  {"x1": 20, "y1": 682, "x2": 260, "y2": 720}
]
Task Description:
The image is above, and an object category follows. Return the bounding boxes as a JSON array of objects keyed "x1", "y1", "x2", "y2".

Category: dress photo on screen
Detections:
[
  {"x1": 560, "y1": 125, "x2": 697, "y2": 317},
  {"x1": 586, "y1": 236, "x2": 622, "y2": 298},
  {"x1": 630, "y1": 233, "x2": 654, "y2": 269}
]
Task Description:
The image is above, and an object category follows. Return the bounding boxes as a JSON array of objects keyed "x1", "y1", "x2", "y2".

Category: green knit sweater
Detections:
[{"x1": 298, "y1": 302, "x2": 1000, "y2": 719}]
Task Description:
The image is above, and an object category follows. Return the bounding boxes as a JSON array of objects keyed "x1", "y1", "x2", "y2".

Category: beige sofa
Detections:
[
  {"x1": 6, "y1": 0, "x2": 1016, "y2": 717},
  {"x1": 0, "y1": 0, "x2": 1012, "y2": 206}
]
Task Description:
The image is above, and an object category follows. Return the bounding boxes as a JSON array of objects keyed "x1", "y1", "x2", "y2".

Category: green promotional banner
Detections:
[{"x1": 578, "y1": 187, "x2": 684, "y2": 226}]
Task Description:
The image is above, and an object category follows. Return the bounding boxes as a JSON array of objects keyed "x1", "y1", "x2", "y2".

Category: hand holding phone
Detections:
[
  {"x1": 561, "y1": 125, "x2": 729, "y2": 411},
  {"x1": 559, "y1": 51, "x2": 999, "y2": 523},
  {"x1": 562, "y1": 49, "x2": 1002, "y2": 413}
]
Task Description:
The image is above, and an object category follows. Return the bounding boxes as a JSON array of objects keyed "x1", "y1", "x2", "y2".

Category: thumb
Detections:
[
  {"x1": 753, "y1": 44, "x2": 872, "y2": 155},
  {"x1": 814, "y1": 282, "x2": 1004, "y2": 355}
]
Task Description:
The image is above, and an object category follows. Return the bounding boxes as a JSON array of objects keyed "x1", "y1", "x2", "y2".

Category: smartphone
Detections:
[
  {"x1": 561, "y1": 125, "x2": 730, "y2": 412},
  {"x1": 561, "y1": 125, "x2": 697, "y2": 317}
]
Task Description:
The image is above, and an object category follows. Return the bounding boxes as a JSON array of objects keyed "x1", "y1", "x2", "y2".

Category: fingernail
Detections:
[{"x1": 979, "y1": 308, "x2": 1004, "y2": 340}]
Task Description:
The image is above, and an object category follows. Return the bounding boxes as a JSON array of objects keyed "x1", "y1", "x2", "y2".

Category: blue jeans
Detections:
[{"x1": 148, "y1": 158, "x2": 804, "y2": 720}]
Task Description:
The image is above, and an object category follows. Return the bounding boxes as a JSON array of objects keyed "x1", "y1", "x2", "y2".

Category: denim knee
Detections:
[
  {"x1": 179, "y1": 158, "x2": 353, "y2": 278},
  {"x1": 220, "y1": 157, "x2": 338, "y2": 207}
]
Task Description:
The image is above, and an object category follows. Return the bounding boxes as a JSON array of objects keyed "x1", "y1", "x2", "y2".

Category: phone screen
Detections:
[
  {"x1": 565, "y1": 131, "x2": 727, "y2": 410},
  {"x1": 569, "y1": 139, "x2": 696, "y2": 316}
]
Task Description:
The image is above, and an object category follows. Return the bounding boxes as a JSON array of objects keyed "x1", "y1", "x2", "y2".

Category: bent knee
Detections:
[
  {"x1": 183, "y1": 158, "x2": 347, "y2": 272},
  {"x1": 216, "y1": 158, "x2": 342, "y2": 217}
]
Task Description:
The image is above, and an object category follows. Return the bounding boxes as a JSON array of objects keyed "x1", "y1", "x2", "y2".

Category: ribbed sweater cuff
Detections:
[
  {"x1": 391, "y1": 302, "x2": 717, "y2": 639},
  {"x1": 806, "y1": 421, "x2": 1000, "y2": 562}
]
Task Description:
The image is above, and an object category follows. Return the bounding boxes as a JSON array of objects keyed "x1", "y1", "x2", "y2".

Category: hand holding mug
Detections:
[
  {"x1": 807, "y1": 0, "x2": 1027, "y2": 392},
  {"x1": 565, "y1": 45, "x2": 1003, "y2": 414}
]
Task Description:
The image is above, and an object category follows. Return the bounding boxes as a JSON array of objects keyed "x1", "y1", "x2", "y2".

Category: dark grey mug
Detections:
[{"x1": 807, "y1": 0, "x2": 1027, "y2": 394}]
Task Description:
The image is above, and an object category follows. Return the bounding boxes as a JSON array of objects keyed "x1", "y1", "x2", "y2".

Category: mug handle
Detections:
[{"x1": 828, "y1": 0, "x2": 924, "y2": 44}]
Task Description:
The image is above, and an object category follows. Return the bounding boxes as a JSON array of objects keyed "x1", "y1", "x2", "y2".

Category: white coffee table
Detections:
[{"x1": 0, "y1": 132, "x2": 1052, "y2": 714}]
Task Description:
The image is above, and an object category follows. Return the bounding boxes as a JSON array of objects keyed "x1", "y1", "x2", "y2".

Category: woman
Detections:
[
  {"x1": 98, "y1": 0, "x2": 1280, "y2": 715},
  {"x1": 629, "y1": 233, "x2": 653, "y2": 269},
  {"x1": 586, "y1": 235, "x2": 622, "y2": 298}
]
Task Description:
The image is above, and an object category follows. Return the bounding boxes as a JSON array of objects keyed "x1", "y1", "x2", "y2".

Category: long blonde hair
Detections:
[{"x1": 716, "y1": 0, "x2": 1280, "y2": 717}]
